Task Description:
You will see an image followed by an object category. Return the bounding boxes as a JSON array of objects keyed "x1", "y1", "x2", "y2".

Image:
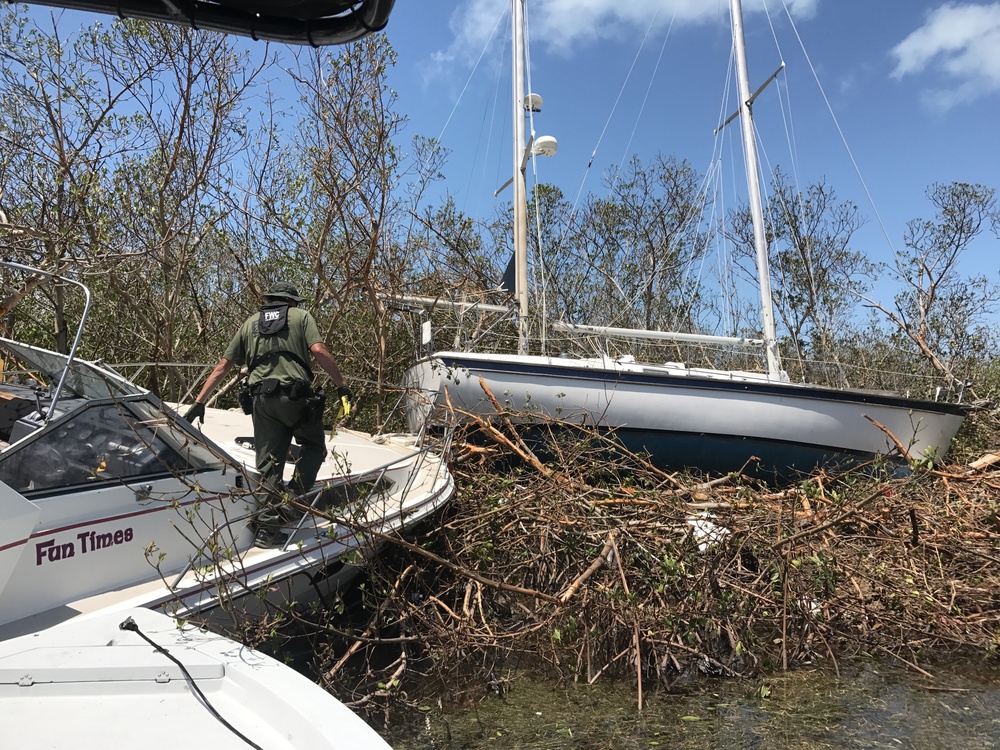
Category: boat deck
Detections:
[{"x1": 1, "y1": 607, "x2": 392, "y2": 749}]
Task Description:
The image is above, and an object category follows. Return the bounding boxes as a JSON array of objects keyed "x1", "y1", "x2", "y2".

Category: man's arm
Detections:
[
  {"x1": 194, "y1": 358, "x2": 237, "y2": 404},
  {"x1": 310, "y1": 342, "x2": 347, "y2": 389}
]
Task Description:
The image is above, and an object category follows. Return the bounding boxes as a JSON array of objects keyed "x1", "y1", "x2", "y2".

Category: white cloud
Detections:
[
  {"x1": 891, "y1": 2, "x2": 1000, "y2": 110},
  {"x1": 431, "y1": 0, "x2": 819, "y2": 70}
]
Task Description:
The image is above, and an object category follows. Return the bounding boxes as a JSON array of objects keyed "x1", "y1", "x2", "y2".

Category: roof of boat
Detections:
[
  {"x1": 13, "y1": 0, "x2": 396, "y2": 46},
  {"x1": 0, "y1": 607, "x2": 392, "y2": 749},
  {"x1": 0, "y1": 336, "x2": 144, "y2": 401}
]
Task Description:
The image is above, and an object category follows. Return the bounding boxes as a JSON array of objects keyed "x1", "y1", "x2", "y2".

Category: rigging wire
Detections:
[
  {"x1": 761, "y1": 0, "x2": 816, "y2": 341},
  {"x1": 539, "y1": 7, "x2": 677, "y2": 335},
  {"x1": 708, "y1": 41, "x2": 742, "y2": 337},
  {"x1": 433, "y1": 10, "x2": 506, "y2": 148},
  {"x1": 563, "y1": 4, "x2": 665, "y2": 224},
  {"x1": 776, "y1": 0, "x2": 899, "y2": 256},
  {"x1": 610, "y1": 9, "x2": 675, "y2": 190},
  {"x1": 467, "y1": 24, "x2": 508, "y2": 220},
  {"x1": 409, "y1": 8, "x2": 507, "y2": 286},
  {"x1": 755, "y1": 0, "x2": 881, "y2": 352}
]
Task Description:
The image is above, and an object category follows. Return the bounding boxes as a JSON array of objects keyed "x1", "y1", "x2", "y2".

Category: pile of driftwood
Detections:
[{"x1": 276, "y1": 406, "x2": 1000, "y2": 716}]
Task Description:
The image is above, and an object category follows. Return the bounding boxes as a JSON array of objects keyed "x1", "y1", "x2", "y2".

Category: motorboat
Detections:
[
  {"x1": 0, "y1": 262, "x2": 455, "y2": 640},
  {"x1": 0, "y1": 606, "x2": 392, "y2": 748}
]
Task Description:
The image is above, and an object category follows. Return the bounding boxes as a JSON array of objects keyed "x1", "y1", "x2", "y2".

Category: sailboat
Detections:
[{"x1": 403, "y1": 0, "x2": 967, "y2": 481}]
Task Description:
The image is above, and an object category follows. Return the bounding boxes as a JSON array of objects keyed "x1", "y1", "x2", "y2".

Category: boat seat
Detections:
[{"x1": 0, "y1": 388, "x2": 38, "y2": 443}]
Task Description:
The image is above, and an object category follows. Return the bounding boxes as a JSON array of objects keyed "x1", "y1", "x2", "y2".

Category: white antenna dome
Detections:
[
  {"x1": 524, "y1": 93, "x2": 544, "y2": 112},
  {"x1": 531, "y1": 135, "x2": 558, "y2": 157}
]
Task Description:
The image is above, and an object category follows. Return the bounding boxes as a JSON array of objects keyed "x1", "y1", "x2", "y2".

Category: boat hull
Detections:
[
  {"x1": 0, "y1": 607, "x2": 392, "y2": 749},
  {"x1": 406, "y1": 352, "x2": 967, "y2": 479},
  {"x1": 0, "y1": 394, "x2": 455, "y2": 638}
]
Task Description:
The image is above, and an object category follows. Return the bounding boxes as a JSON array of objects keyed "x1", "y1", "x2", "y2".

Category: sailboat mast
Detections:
[
  {"x1": 730, "y1": 0, "x2": 782, "y2": 377},
  {"x1": 512, "y1": 0, "x2": 530, "y2": 356}
]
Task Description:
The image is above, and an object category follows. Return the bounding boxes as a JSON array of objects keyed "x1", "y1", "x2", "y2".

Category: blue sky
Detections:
[
  {"x1": 9, "y1": 1, "x2": 999, "y2": 299},
  {"x1": 381, "y1": 0, "x2": 1000, "y2": 294}
]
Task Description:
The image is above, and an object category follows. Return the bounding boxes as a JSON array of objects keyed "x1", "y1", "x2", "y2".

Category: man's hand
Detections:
[
  {"x1": 337, "y1": 385, "x2": 354, "y2": 405},
  {"x1": 183, "y1": 402, "x2": 206, "y2": 424}
]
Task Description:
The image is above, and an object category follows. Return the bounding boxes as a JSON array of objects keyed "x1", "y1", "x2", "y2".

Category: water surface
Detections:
[{"x1": 386, "y1": 662, "x2": 1000, "y2": 749}]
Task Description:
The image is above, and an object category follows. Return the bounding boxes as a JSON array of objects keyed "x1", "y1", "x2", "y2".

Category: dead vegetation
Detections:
[{"x1": 248, "y1": 404, "x2": 1000, "y2": 720}]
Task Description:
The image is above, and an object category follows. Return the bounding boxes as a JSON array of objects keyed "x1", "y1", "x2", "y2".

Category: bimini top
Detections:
[{"x1": 15, "y1": 0, "x2": 396, "y2": 46}]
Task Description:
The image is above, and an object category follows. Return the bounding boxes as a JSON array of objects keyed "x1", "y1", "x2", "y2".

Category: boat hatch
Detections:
[
  {"x1": 0, "y1": 645, "x2": 224, "y2": 684},
  {"x1": 0, "y1": 337, "x2": 142, "y2": 401}
]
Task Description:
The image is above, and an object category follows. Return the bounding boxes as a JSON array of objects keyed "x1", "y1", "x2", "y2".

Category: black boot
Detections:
[{"x1": 253, "y1": 525, "x2": 289, "y2": 549}]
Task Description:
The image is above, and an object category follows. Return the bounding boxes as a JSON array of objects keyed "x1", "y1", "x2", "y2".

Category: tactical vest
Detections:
[{"x1": 248, "y1": 303, "x2": 312, "y2": 378}]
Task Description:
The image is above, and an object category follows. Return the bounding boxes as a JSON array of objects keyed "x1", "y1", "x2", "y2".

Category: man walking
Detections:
[{"x1": 184, "y1": 281, "x2": 352, "y2": 547}]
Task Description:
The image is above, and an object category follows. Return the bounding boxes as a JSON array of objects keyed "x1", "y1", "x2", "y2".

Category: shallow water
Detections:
[{"x1": 385, "y1": 662, "x2": 1000, "y2": 749}]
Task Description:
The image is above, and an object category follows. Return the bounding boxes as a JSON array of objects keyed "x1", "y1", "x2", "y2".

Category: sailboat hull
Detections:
[{"x1": 406, "y1": 352, "x2": 966, "y2": 480}]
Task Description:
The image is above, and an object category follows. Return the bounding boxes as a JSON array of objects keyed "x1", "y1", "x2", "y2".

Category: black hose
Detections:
[{"x1": 119, "y1": 617, "x2": 264, "y2": 750}]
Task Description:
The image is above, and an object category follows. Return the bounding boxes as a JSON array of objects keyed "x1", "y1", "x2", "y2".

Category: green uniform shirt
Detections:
[{"x1": 223, "y1": 306, "x2": 322, "y2": 386}]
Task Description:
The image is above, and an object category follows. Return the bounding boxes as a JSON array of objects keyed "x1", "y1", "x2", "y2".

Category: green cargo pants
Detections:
[{"x1": 252, "y1": 390, "x2": 326, "y2": 529}]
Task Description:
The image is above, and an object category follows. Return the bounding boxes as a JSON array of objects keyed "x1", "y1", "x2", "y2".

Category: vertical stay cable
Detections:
[
  {"x1": 434, "y1": 9, "x2": 507, "y2": 146},
  {"x1": 408, "y1": 8, "x2": 506, "y2": 275},
  {"x1": 546, "y1": 9, "x2": 678, "y2": 334},
  {"x1": 709, "y1": 44, "x2": 742, "y2": 337},
  {"x1": 466, "y1": 26, "x2": 507, "y2": 219},
  {"x1": 611, "y1": 9, "x2": 675, "y2": 190},
  {"x1": 522, "y1": 2, "x2": 549, "y2": 351},
  {"x1": 776, "y1": 0, "x2": 898, "y2": 255},
  {"x1": 566, "y1": 6, "x2": 663, "y2": 217}
]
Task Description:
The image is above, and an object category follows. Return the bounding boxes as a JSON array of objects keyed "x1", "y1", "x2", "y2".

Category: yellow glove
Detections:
[{"x1": 336, "y1": 394, "x2": 351, "y2": 420}]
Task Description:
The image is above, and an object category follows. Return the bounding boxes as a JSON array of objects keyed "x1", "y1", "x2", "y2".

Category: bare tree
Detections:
[
  {"x1": 0, "y1": 12, "x2": 264, "y2": 396},
  {"x1": 728, "y1": 172, "x2": 876, "y2": 384},
  {"x1": 237, "y1": 35, "x2": 441, "y2": 426},
  {"x1": 867, "y1": 181, "x2": 999, "y2": 393},
  {"x1": 559, "y1": 154, "x2": 709, "y2": 332},
  {"x1": 0, "y1": 13, "x2": 164, "y2": 347}
]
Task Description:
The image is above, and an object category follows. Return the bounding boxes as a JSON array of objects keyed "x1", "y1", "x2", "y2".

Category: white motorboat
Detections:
[
  {"x1": 0, "y1": 606, "x2": 392, "y2": 749},
  {"x1": 403, "y1": 0, "x2": 967, "y2": 481},
  {"x1": 0, "y1": 262, "x2": 455, "y2": 640}
]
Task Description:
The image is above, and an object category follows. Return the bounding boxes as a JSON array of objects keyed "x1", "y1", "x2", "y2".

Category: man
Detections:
[{"x1": 184, "y1": 281, "x2": 352, "y2": 548}]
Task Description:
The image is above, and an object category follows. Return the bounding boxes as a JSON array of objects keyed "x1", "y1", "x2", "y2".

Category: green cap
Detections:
[{"x1": 264, "y1": 281, "x2": 305, "y2": 303}]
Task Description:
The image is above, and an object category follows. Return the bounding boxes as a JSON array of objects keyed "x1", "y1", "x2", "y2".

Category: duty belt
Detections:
[{"x1": 251, "y1": 379, "x2": 313, "y2": 399}]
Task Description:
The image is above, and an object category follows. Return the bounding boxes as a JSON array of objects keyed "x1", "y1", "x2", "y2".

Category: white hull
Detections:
[
  {"x1": 0, "y1": 607, "x2": 391, "y2": 749},
  {"x1": 406, "y1": 352, "x2": 966, "y2": 478},
  {"x1": 0, "y1": 338, "x2": 455, "y2": 640},
  {"x1": 0, "y1": 422, "x2": 454, "y2": 638}
]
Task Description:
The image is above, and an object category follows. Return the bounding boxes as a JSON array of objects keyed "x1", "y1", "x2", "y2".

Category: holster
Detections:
[
  {"x1": 289, "y1": 380, "x2": 313, "y2": 400},
  {"x1": 238, "y1": 381, "x2": 253, "y2": 415},
  {"x1": 306, "y1": 390, "x2": 326, "y2": 418}
]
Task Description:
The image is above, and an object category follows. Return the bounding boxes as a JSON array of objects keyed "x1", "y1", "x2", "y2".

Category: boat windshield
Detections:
[
  {"x1": 0, "y1": 396, "x2": 224, "y2": 495},
  {"x1": 0, "y1": 338, "x2": 142, "y2": 400}
]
